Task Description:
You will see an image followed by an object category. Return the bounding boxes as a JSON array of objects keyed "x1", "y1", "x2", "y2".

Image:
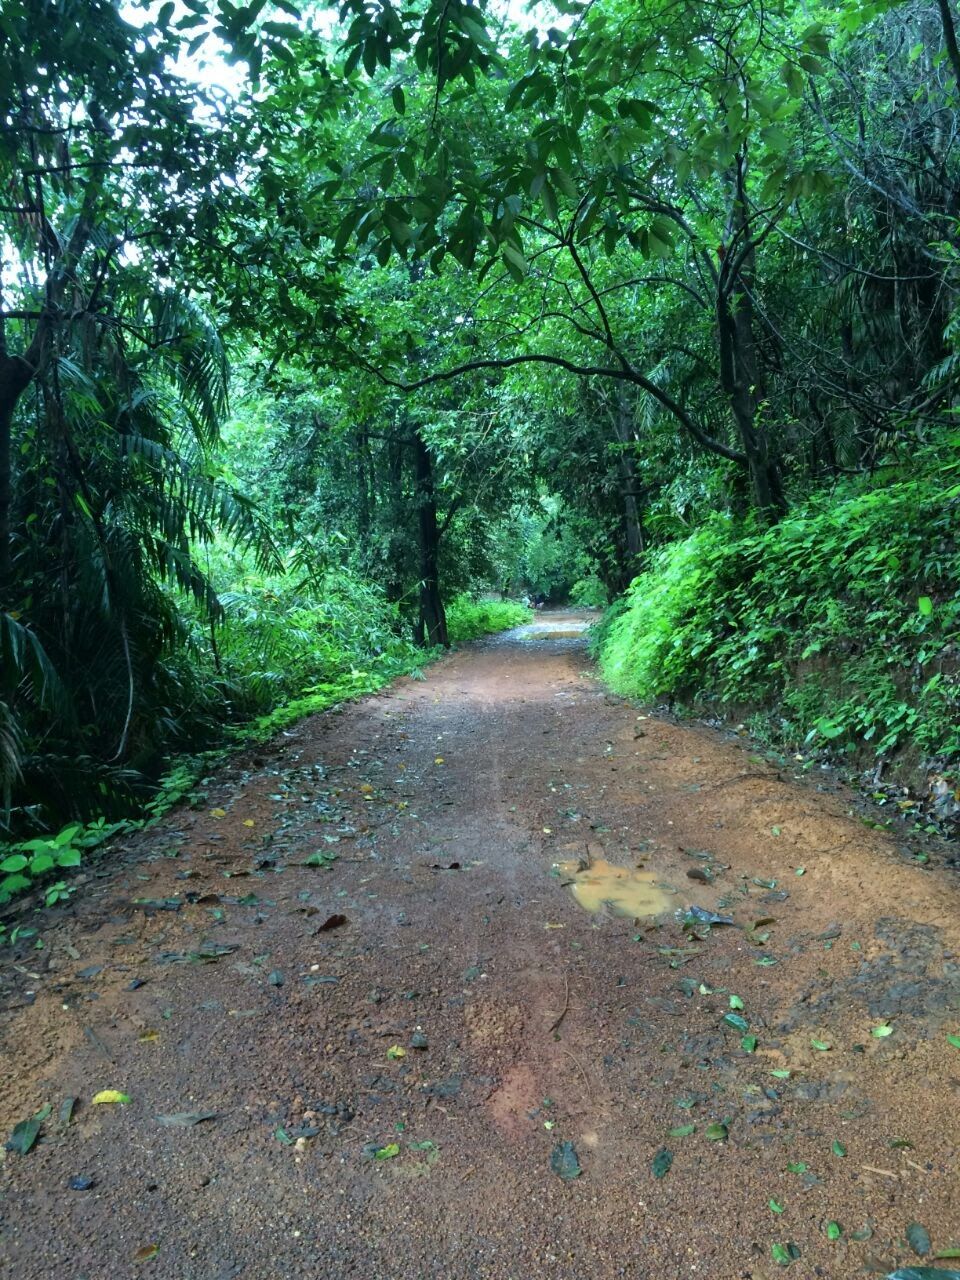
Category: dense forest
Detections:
[{"x1": 2, "y1": 0, "x2": 960, "y2": 899}]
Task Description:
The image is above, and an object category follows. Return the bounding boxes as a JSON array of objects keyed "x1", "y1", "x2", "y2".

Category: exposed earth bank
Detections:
[{"x1": 1, "y1": 613, "x2": 959, "y2": 1279}]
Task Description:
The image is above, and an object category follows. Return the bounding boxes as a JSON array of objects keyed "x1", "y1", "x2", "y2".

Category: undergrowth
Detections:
[
  {"x1": 445, "y1": 596, "x2": 533, "y2": 641},
  {"x1": 597, "y1": 457, "x2": 960, "y2": 787}
]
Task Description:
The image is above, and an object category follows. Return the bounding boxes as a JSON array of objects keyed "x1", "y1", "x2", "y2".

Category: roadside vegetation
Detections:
[{"x1": 597, "y1": 457, "x2": 960, "y2": 833}]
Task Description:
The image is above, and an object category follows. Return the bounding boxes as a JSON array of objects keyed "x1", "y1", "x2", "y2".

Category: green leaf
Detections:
[
  {"x1": 705, "y1": 1122, "x2": 728, "y2": 1141},
  {"x1": 947, "y1": 1034, "x2": 960, "y2": 1050},
  {"x1": 831, "y1": 1140, "x2": 846, "y2": 1157},
  {"x1": 155, "y1": 1111, "x2": 217, "y2": 1127},
  {"x1": 723, "y1": 1012, "x2": 749, "y2": 1032},
  {"x1": 391, "y1": 85, "x2": 405, "y2": 114},
  {"x1": 550, "y1": 1140, "x2": 581, "y2": 1179},
  {"x1": 872, "y1": 1023, "x2": 893, "y2": 1038},
  {"x1": 741, "y1": 1035, "x2": 758, "y2": 1053},
  {"x1": 918, "y1": 596, "x2": 933, "y2": 616},
  {"x1": 651, "y1": 1146, "x2": 673, "y2": 1178},
  {"x1": 771, "y1": 1243, "x2": 792, "y2": 1266},
  {"x1": 5, "y1": 1104, "x2": 51, "y2": 1155},
  {"x1": 770, "y1": 1070, "x2": 791, "y2": 1079},
  {"x1": 668, "y1": 1124, "x2": 695, "y2": 1138},
  {"x1": 907, "y1": 1223, "x2": 932, "y2": 1257},
  {"x1": 303, "y1": 851, "x2": 336, "y2": 868},
  {"x1": 810, "y1": 1039, "x2": 831, "y2": 1051},
  {"x1": 786, "y1": 1161, "x2": 807, "y2": 1173},
  {"x1": 826, "y1": 1222, "x2": 841, "y2": 1240},
  {"x1": 0, "y1": 854, "x2": 27, "y2": 873},
  {"x1": 770, "y1": 1198, "x2": 784, "y2": 1214},
  {"x1": 729, "y1": 994, "x2": 744, "y2": 1010},
  {"x1": 884, "y1": 1271, "x2": 960, "y2": 1279}
]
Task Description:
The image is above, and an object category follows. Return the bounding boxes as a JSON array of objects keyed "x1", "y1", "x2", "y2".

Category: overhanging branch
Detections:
[{"x1": 358, "y1": 352, "x2": 747, "y2": 465}]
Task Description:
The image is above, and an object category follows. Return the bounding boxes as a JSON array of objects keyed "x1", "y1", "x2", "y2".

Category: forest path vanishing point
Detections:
[{"x1": 2, "y1": 613, "x2": 960, "y2": 1280}]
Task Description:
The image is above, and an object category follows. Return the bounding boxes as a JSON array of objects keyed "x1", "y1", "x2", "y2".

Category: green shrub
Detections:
[
  {"x1": 207, "y1": 558, "x2": 426, "y2": 718},
  {"x1": 569, "y1": 575, "x2": 608, "y2": 608},
  {"x1": 446, "y1": 596, "x2": 533, "y2": 642},
  {"x1": 598, "y1": 462, "x2": 960, "y2": 766}
]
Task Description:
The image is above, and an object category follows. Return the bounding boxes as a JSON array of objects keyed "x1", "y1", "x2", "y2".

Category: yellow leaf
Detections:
[
  {"x1": 242, "y1": 819, "x2": 255, "y2": 828},
  {"x1": 133, "y1": 1244, "x2": 159, "y2": 1264},
  {"x1": 138, "y1": 1030, "x2": 160, "y2": 1043},
  {"x1": 359, "y1": 784, "x2": 374, "y2": 794},
  {"x1": 542, "y1": 827, "x2": 552, "y2": 834},
  {"x1": 544, "y1": 922, "x2": 565, "y2": 930},
  {"x1": 386, "y1": 1045, "x2": 406, "y2": 1060},
  {"x1": 92, "y1": 1090, "x2": 131, "y2": 1104},
  {"x1": 434, "y1": 757, "x2": 444, "y2": 765},
  {"x1": 210, "y1": 808, "x2": 226, "y2": 819}
]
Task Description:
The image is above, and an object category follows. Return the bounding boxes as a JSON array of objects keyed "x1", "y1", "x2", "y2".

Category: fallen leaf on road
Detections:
[
  {"x1": 5, "y1": 1103, "x2": 51, "y2": 1155},
  {"x1": 550, "y1": 1140, "x2": 582, "y2": 1180},
  {"x1": 907, "y1": 1223, "x2": 932, "y2": 1257},
  {"x1": 92, "y1": 1091, "x2": 130, "y2": 1105},
  {"x1": 155, "y1": 1112, "x2": 217, "y2": 1127},
  {"x1": 318, "y1": 913, "x2": 348, "y2": 931}
]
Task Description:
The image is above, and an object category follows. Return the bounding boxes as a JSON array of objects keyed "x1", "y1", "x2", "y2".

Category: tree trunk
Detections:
[
  {"x1": 412, "y1": 429, "x2": 448, "y2": 648},
  {"x1": 716, "y1": 169, "x2": 786, "y2": 519},
  {"x1": 613, "y1": 387, "x2": 643, "y2": 582},
  {"x1": 0, "y1": 355, "x2": 35, "y2": 585},
  {"x1": 356, "y1": 426, "x2": 371, "y2": 543}
]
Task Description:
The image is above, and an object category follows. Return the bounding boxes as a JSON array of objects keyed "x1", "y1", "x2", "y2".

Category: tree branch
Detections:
[{"x1": 358, "y1": 352, "x2": 747, "y2": 464}]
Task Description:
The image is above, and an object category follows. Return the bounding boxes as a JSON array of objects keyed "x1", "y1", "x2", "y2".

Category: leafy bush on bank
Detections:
[
  {"x1": 597, "y1": 462, "x2": 960, "y2": 785},
  {"x1": 445, "y1": 596, "x2": 533, "y2": 642}
]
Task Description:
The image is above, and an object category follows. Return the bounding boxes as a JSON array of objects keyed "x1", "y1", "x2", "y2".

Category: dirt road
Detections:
[{"x1": 2, "y1": 613, "x2": 959, "y2": 1279}]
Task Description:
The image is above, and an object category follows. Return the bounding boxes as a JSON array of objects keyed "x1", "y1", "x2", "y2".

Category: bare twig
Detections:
[{"x1": 548, "y1": 971, "x2": 570, "y2": 1034}]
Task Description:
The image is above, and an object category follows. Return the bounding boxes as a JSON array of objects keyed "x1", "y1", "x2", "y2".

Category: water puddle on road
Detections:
[
  {"x1": 554, "y1": 857, "x2": 672, "y2": 918},
  {"x1": 528, "y1": 629, "x2": 588, "y2": 640}
]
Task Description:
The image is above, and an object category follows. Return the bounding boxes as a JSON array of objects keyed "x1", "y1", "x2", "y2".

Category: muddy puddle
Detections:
[
  {"x1": 526, "y1": 628, "x2": 588, "y2": 640},
  {"x1": 554, "y1": 857, "x2": 673, "y2": 918}
]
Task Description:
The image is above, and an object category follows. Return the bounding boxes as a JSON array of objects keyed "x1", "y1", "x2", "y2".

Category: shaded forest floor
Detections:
[{"x1": 2, "y1": 613, "x2": 960, "y2": 1278}]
